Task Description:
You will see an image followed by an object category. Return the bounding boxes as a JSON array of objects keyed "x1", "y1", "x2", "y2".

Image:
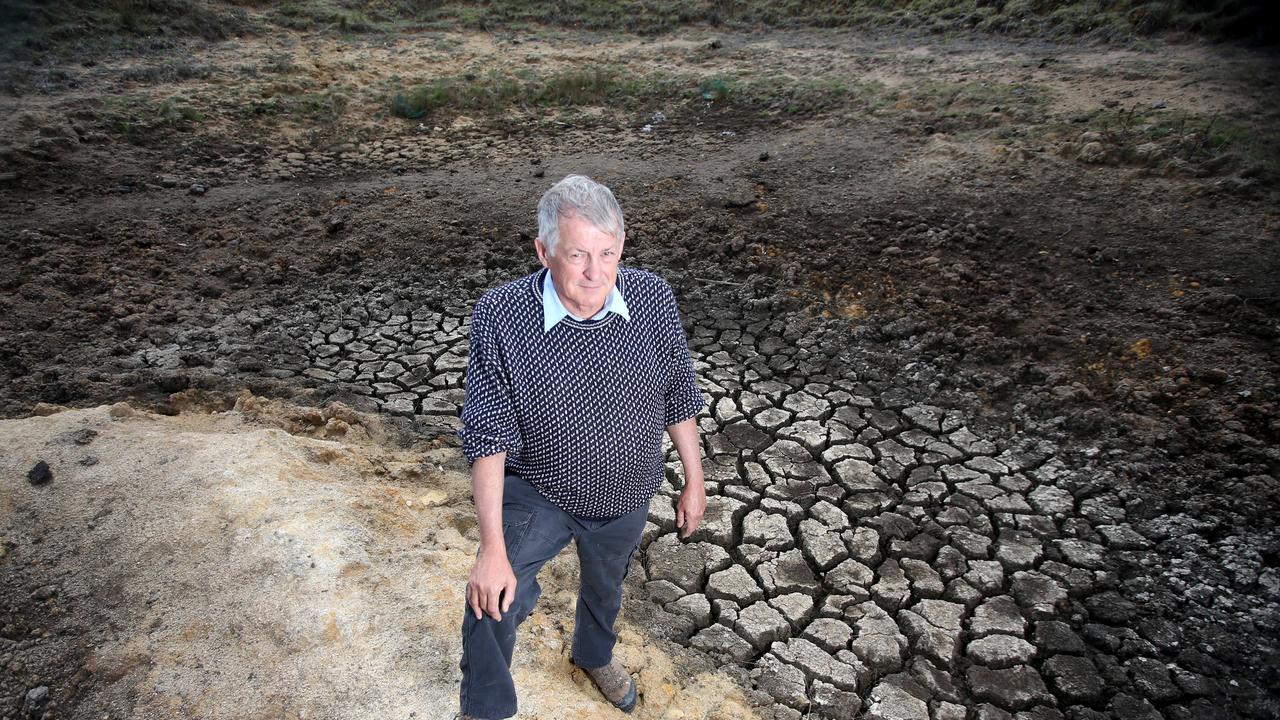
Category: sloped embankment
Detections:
[{"x1": 0, "y1": 396, "x2": 758, "y2": 719}]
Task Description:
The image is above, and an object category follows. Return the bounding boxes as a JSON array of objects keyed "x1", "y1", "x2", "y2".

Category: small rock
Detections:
[
  {"x1": 109, "y1": 402, "x2": 136, "y2": 418},
  {"x1": 27, "y1": 461, "x2": 52, "y2": 486},
  {"x1": 22, "y1": 686, "x2": 49, "y2": 717},
  {"x1": 1078, "y1": 141, "x2": 1108, "y2": 164},
  {"x1": 189, "y1": 183, "x2": 207, "y2": 195}
]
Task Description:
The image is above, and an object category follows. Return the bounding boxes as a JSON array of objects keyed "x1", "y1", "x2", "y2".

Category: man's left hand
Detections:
[{"x1": 675, "y1": 480, "x2": 706, "y2": 539}]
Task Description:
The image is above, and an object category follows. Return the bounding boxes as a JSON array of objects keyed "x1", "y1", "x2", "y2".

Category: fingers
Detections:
[
  {"x1": 683, "y1": 515, "x2": 702, "y2": 538},
  {"x1": 484, "y1": 586, "x2": 502, "y2": 622},
  {"x1": 679, "y1": 503, "x2": 704, "y2": 538},
  {"x1": 468, "y1": 582, "x2": 501, "y2": 621},
  {"x1": 501, "y1": 579, "x2": 516, "y2": 614}
]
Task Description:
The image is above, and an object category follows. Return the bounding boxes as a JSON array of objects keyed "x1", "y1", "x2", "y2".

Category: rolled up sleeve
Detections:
[
  {"x1": 661, "y1": 286, "x2": 705, "y2": 427},
  {"x1": 458, "y1": 300, "x2": 522, "y2": 464}
]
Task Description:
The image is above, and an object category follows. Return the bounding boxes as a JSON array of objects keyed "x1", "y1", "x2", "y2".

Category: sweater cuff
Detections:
[
  {"x1": 663, "y1": 386, "x2": 705, "y2": 427},
  {"x1": 461, "y1": 431, "x2": 519, "y2": 465}
]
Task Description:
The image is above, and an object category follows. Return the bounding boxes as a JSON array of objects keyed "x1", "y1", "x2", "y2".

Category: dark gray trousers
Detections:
[{"x1": 458, "y1": 474, "x2": 649, "y2": 720}]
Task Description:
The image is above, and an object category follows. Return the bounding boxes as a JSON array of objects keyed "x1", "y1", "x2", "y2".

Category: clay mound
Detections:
[{"x1": 0, "y1": 399, "x2": 758, "y2": 720}]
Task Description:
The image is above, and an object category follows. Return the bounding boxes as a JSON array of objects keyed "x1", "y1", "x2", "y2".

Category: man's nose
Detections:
[{"x1": 583, "y1": 256, "x2": 600, "y2": 280}]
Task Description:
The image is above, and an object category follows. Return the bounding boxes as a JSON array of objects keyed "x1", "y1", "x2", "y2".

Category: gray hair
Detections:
[{"x1": 536, "y1": 174, "x2": 625, "y2": 256}]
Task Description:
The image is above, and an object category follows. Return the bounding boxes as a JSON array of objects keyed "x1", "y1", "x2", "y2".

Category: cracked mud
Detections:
[{"x1": 2, "y1": 20, "x2": 1278, "y2": 720}]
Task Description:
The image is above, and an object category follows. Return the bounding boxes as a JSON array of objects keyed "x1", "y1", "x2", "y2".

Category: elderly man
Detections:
[{"x1": 456, "y1": 174, "x2": 706, "y2": 719}]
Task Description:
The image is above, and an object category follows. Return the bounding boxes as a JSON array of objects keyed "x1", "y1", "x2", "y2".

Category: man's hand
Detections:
[
  {"x1": 675, "y1": 478, "x2": 706, "y2": 539},
  {"x1": 468, "y1": 452, "x2": 513, "y2": 621},
  {"x1": 467, "y1": 545, "x2": 517, "y2": 622},
  {"x1": 666, "y1": 417, "x2": 706, "y2": 539}
]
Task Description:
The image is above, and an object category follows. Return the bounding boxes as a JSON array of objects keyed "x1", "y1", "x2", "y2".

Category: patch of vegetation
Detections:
[
  {"x1": 103, "y1": 94, "x2": 204, "y2": 142},
  {"x1": 1038, "y1": 105, "x2": 1280, "y2": 173},
  {"x1": 228, "y1": 77, "x2": 355, "y2": 120},
  {"x1": 262, "y1": 51, "x2": 298, "y2": 75},
  {"x1": 387, "y1": 66, "x2": 886, "y2": 122},
  {"x1": 696, "y1": 74, "x2": 881, "y2": 115},
  {"x1": 886, "y1": 80, "x2": 1052, "y2": 130},
  {"x1": 399, "y1": 0, "x2": 1277, "y2": 43},
  {"x1": 0, "y1": 0, "x2": 252, "y2": 56},
  {"x1": 2, "y1": 0, "x2": 1272, "y2": 57},
  {"x1": 272, "y1": 1, "x2": 376, "y2": 32},
  {"x1": 120, "y1": 60, "x2": 214, "y2": 84},
  {"x1": 389, "y1": 66, "x2": 679, "y2": 119}
]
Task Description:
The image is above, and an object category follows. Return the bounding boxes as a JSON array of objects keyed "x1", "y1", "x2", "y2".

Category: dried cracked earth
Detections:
[{"x1": 2, "y1": 22, "x2": 1279, "y2": 720}]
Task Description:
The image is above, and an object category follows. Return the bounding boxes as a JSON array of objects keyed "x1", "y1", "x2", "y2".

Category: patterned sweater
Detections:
[{"x1": 459, "y1": 266, "x2": 704, "y2": 518}]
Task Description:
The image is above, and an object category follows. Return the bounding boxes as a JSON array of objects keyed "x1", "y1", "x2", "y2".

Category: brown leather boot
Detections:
[{"x1": 579, "y1": 658, "x2": 638, "y2": 713}]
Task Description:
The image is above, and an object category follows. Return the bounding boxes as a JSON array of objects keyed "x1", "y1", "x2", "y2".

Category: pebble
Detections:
[{"x1": 26, "y1": 461, "x2": 52, "y2": 486}]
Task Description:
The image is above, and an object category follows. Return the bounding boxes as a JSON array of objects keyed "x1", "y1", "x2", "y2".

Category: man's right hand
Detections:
[{"x1": 467, "y1": 545, "x2": 517, "y2": 622}]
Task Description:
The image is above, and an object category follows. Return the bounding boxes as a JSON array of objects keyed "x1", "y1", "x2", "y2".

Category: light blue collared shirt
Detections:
[{"x1": 542, "y1": 269, "x2": 630, "y2": 332}]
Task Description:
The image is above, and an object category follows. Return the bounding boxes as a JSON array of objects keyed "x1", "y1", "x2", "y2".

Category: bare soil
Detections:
[{"x1": 1, "y1": 24, "x2": 1278, "y2": 720}]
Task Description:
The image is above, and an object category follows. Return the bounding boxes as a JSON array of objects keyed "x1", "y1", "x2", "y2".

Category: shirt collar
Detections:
[{"x1": 542, "y1": 269, "x2": 630, "y2": 332}]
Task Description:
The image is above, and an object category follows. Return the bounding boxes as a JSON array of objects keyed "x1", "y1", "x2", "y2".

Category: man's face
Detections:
[{"x1": 535, "y1": 214, "x2": 623, "y2": 318}]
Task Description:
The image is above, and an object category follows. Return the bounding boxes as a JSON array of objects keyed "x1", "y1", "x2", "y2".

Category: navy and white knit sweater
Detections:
[{"x1": 459, "y1": 266, "x2": 704, "y2": 518}]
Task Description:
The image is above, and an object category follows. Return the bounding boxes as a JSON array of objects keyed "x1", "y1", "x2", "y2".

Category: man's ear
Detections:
[{"x1": 534, "y1": 237, "x2": 550, "y2": 267}]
